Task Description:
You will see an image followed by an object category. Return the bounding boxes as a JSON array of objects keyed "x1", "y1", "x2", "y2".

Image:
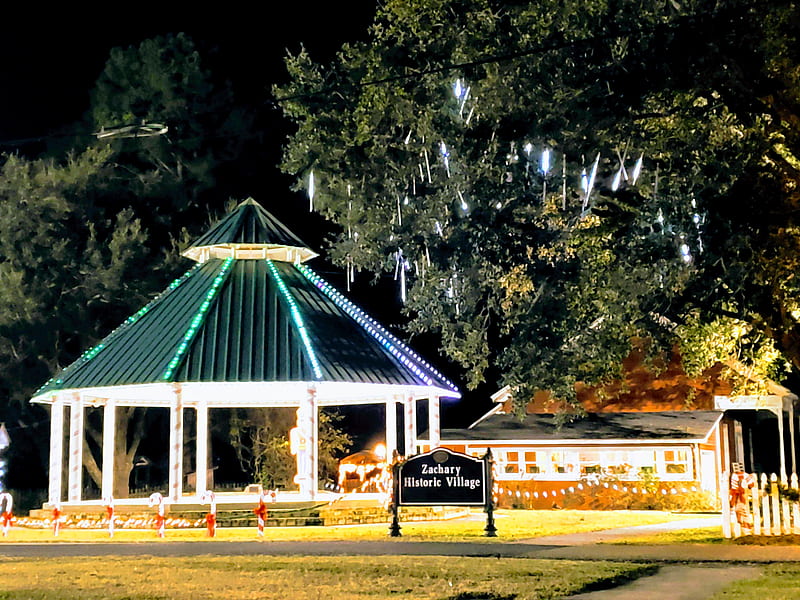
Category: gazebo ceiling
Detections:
[{"x1": 32, "y1": 199, "x2": 459, "y2": 405}]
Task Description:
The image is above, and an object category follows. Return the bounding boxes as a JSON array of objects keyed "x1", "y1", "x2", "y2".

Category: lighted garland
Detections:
[
  {"x1": 161, "y1": 258, "x2": 235, "y2": 380},
  {"x1": 296, "y1": 263, "x2": 458, "y2": 392},
  {"x1": 265, "y1": 260, "x2": 324, "y2": 380},
  {"x1": 35, "y1": 264, "x2": 203, "y2": 394}
]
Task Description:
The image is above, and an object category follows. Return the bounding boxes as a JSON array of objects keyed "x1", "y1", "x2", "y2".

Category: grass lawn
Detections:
[
  {"x1": 0, "y1": 509, "x2": 708, "y2": 543},
  {"x1": 0, "y1": 555, "x2": 657, "y2": 600},
  {"x1": 4, "y1": 509, "x2": 797, "y2": 599},
  {"x1": 605, "y1": 526, "x2": 724, "y2": 545},
  {"x1": 708, "y1": 564, "x2": 800, "y2": 600}
]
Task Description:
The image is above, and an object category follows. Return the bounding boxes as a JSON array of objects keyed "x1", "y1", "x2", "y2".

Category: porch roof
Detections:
[{"x1": 439, "y1": 411, "x2": 723, "y2": 444}]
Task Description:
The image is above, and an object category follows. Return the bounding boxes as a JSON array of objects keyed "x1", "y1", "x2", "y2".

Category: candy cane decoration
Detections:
[
  {"x1": 148, "y1": 492, "x2": 166, "y2": 538},
  {"x1": 104, "y1": 496, "x2": 115, "y2": 538},
  {"x1": 52, "y1": 503, "x2": 62, "y2": 537},
  {"x1": 201, "y1": 490, "x2": 217, "y2": 537},
  {"x1": 0, "y1": 492, "x2": 12, "y2": 537},
  {"x1": 253, "y1": 492, "x2": 269, "y2": 538}
]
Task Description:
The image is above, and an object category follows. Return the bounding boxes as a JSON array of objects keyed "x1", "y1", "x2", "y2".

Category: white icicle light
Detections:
[
  {"x1": 453, "y1": 78, "x2": 464, "y2": 100},
  {"x1": 540, "y1": 148, "x2": 551, "y2": 175},
  {"x1": 308, "y1": 171, "x2": 315, "y2": 211},
  {"x1": 631, "y1": 154, "x2": 643, "y2": 185},
  {"x1": 582, "y1": 154, "x2": 600, "y2": 211},
  {"x1": 394, "y1": 250, "x2": 410, "y2": 303},
  {"x1": 680, "y1": 243, "x2": 692, "y2": 264},
  {"x1": 612, "y1": 167, "x2": 623, "y2": 191},
  {"x1": 440, "y1": 141, "x2": 451, "y2": 177},
  {"x1": 457, "y1": 189, "x2": 468, "y2": 212}
]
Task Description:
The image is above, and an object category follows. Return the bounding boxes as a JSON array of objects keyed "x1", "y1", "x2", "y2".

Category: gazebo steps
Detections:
[
  {"x1": 319, "y1": 504, "x2": 469, "y2": 525},
  {"x1": 29, "y1": 500, "x2": 469, "y2": 527}
]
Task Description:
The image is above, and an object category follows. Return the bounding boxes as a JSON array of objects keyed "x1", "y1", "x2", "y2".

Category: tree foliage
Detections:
[
  {"x1": 0, "y1": 33, "x2": 254, "y2": 497},
  {"x1": 0, "y1": 147, "x2": 155, "y2": 495},
  {"x1": 277, "y1": 0, "x2": 800, "y2": 407}
]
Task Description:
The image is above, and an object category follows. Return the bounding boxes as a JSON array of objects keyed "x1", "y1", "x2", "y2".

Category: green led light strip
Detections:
[
  {"x1": 265, "y1": 259, "x2": 323, "y2": 380},
  {"x1": 161, "y1": 258, "x2": 235, "y2": 381},
  {"x1": 34, "y1": 263, "x2": 203, "y2": 394}
]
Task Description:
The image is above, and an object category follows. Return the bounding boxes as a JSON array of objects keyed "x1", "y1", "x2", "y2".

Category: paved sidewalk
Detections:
[
  {"x1": 565, "y1": 565, "x2": 763, "y2": 600},
  {"x1": 522, "y1": 517, "x2": 778, "y2": 600},
  {"x1": 517, "y1": 516, "x2": 800, "y2": 562},
  {"x1": 519, "y1": 516, "x2": 721, "y2": 545}
]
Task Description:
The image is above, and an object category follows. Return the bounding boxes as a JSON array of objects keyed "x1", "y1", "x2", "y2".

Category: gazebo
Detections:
[{"x1": 31, "y1": 198, "x2": 459, "y2": 507}]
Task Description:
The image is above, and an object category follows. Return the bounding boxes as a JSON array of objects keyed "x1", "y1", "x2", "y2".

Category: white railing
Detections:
[{"x1": 722, "y1": 471, "x2": 800, "y2": 538}]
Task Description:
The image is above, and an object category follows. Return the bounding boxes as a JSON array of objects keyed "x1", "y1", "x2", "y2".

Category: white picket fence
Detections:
[{"x1": 721, "y1": 471, "x2": 800, "y2": 538}]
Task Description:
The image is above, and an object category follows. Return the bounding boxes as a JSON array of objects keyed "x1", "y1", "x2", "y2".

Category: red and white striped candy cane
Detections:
[
  {"x1": 104, "y1": 496, "x2": 115, "y2": 538},
  {"x1": 253, "y1": 492, "x2": 269, "y2": 537},
  {"x1": 52, "y1": 503, "x2": 62, "y2": 537},
  {"x1": 148, "y1": 492, "x2": 166, "y2": 538},
  {"x1": 201, "y1": 490, "x2": 217, "y2": 537},
  {"x1": 0, "y1": 493, "x2": 12, "y2": 537}
]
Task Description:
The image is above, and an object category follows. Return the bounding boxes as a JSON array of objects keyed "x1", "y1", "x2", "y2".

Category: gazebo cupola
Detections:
[
  {"x1": 181, "y1": 197, "x2": 319, "y2": 264},
  {"x1": 32, "y1": 198, "x2": 459, "y2": 507}
]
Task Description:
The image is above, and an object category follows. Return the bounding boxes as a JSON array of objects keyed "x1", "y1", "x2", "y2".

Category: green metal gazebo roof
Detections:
[{"x1": 32, "y1": 199, "x2": 459, "y2": 405}]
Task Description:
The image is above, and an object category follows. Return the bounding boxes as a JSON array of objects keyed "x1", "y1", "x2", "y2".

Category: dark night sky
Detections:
[
  {"x1": 0, "y1": 9, "x2": 377, "y2": 140},
  {"x1": 0, "y1": 9, "x2": 492, "y2": 430}
]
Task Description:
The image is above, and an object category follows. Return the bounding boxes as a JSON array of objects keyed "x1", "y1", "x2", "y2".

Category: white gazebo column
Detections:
[
  {"x1": 428, "y1": 396, "x2": 441, "y2": 450},
  {"x1": 385, "y1": 397, "x2": 397, "y2": 458},
  {"x1": 311, "y1": 388, "x2": 318, "y2": 500},
  {"x1": 404, "y1": 394, "x2": 417, "y2": 456},
  {"x1": 293, "y1": 386, "x2": 318, "y2": 499},
  {"x1": 101, "y1": 398, "x2": 116, "y2": 500},
  {"x1": 67, "y1": 393, "x2": 84, "y2": 502},
  {"x1": 48, "y1": 396, "x2": 65, "y2": 506},
  {"x1": 169, "y1": 384, "x2": 184, "y2": 502},
  {"x1": 195, "y1": 400, "x2": 209, "y2": 496}
]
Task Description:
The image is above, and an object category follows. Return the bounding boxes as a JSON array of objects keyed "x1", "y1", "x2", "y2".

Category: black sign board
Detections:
[{"x1": 398, "y1": 448, "x2": 486, "y2": 506}]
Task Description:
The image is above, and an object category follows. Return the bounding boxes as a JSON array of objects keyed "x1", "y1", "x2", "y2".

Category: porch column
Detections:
[
  {"x1": 101, "y1": 399, "x2": 116, "y2": 500},
  {"x1": 788, "y1": 397, "x2": 797, "y2": 476},
  {"x1": 404, "y1": 394, "x2": 417, "y2": 456},
  {"x1": 777, "y1": 407, "x2": 787, "y2": 481},
  {"x1": 385, "y1": 397, "x2": 397, "y2": 458},
  {"x1": 48, "y1": 396, "x2": 65, "y2": 505},
  {"x1": 169, "y1": 384, "x2": 184, "y2": 502},
  {"x1": 428, "y1": 396, "x2": 441, "y2": 450},
  {"x1": 67, "y1": 393, "x2": 84, "y2": 502},
  {"x1": 195, "y1": 400, "x2": 208, "y2": 496}
]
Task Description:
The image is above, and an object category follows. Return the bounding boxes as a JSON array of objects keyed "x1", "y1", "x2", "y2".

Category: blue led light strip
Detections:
[
  {"x1": 296, "y1": 264, "x2": 458, "y2": 392},
  {"x1": 265, "y1": 260, "x2": 323, "y2": 380},
  {"x1": 34, "y1": 263, "x2": 203, "y2": 395},
  {"x1": 161, "y1": 258, "x2": 235, "y2": 381}
]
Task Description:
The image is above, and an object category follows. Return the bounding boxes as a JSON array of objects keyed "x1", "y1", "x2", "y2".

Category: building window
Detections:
[
  {"x1": 663, "y1": 449, "x2": 690, "y2": 476},
  {"x1": 630, "y1": 450, "x2": 657, "y2": 476},
  {"x1": 504, "y1": 451, "x2": 519, "y2": 473},
  {"x1": 525, "y1": 451, "x2": 540, "y2": 473},
  {"x1": 579, "y1": 451, "x2": 601, "y2": 475},
  {"x1": 550, "y1": 451, "x2": 576, "y2": 476}
]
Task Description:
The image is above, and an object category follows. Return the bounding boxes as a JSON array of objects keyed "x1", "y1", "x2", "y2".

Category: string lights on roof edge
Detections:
[{"x1": 297, "y1": 263, "x2": 459, "y2": 392}]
